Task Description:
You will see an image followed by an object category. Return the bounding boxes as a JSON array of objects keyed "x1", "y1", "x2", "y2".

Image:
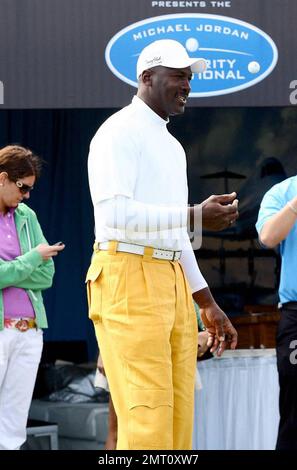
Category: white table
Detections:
[{"x1": 193, "y1": 349, "x2": 280, "y2": 450}]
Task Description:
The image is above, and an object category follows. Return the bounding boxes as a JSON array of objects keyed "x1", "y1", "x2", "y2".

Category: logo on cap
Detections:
[{"x1": 146, "y1": 56, "x2": 162, "y2": 67}]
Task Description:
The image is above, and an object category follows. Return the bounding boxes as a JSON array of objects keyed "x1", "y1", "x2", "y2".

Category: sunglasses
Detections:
[{"x1": 15, "y1": 180, "x2": 34, "y2": 194}]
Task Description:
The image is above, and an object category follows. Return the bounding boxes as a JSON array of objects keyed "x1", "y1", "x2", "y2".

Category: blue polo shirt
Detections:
[{"x1": 256, "y1": 176, "x2": 297, "y2": 304}]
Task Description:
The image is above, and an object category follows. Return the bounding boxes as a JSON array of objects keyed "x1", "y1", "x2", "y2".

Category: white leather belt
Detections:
[{"x1": 98, "y1": 242, "x2": 182, "y2": 261}]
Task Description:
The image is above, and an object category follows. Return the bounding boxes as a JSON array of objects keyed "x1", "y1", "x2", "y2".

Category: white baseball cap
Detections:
[{"x1": 136, "y1": 39, "x2": 207, "y2": 78}]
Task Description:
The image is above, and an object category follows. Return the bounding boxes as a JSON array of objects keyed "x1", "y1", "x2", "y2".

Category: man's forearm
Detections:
[
  {"x1": 99, "y1": 196, "x2": 188, "y2": 233},
  {"x1": 260, "y1": 196, "x2": 297, "y2": 248},
  {"x1": 192, "y1": 286, "x2": 215, "y2": 308}
]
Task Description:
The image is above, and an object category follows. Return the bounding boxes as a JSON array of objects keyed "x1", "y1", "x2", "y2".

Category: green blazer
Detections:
[{"x1": 0, "y1": 203, "x2": 54, "y2": 330}]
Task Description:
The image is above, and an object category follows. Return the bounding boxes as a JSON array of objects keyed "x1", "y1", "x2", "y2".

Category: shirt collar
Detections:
[
  {"x1": 132, "y1": 95, "x2": 169, "y2": 127},
  {"x1": 0, "y1": 207, "x2": 15, "y2": 218}
]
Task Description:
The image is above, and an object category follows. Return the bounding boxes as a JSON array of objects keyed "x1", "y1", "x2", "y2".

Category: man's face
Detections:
[{"x1": 148, "y1": 66, "x2": 192, "y2": 119}]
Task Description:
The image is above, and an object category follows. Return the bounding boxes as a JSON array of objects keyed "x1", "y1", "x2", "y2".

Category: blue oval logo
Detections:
[{"x1": 105, "y1": 14, "x2": 278, "y2": 97}]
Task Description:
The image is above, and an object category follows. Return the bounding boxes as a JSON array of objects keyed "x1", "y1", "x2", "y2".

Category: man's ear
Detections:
[{"x1": 141, "y1": 69, "x2": 153, "y2": 86}]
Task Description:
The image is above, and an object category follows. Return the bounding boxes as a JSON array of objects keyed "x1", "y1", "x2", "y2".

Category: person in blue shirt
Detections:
[{"x1": 256, "y1": 176, "x2": 297, "y2": 450}]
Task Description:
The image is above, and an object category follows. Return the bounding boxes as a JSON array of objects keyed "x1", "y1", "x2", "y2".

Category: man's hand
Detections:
[
  {"x1": 201, "y1": 192, "x2": 239, "y2": 231},
  {"x1": 193, "y1": 287, "x2": 238, "y2": 357},
  {"x1": 200, "y1": 304, "x2": 238, "y2": 357}
]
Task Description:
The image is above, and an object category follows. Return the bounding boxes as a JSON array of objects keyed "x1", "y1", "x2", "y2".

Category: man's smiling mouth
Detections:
[{"x1": 178, "y1": 95, "x2": 187, "y2": 104}]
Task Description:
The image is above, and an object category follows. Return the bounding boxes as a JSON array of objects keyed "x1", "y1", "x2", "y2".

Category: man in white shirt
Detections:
[{"x1": 87, "y1": 39, "x2": 238, "y2": 450}]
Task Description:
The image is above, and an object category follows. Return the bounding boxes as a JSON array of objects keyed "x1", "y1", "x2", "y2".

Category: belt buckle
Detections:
[
  {"x1": 15, "y1": 319, "x2": 30, "y2": 332},
  {"x1": 173, "y1": 251, "x2": 180, "y2": 261}
]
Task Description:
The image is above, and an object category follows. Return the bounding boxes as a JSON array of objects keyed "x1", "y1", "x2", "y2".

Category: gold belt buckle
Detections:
[{"x1": 15, "y1": 319, "x2": 30, "y2": 332}]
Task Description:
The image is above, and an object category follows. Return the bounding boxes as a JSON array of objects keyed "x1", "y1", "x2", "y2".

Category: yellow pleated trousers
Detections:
[{"x1": 86, "y1": 242, "x2": 198, "y2": 450}]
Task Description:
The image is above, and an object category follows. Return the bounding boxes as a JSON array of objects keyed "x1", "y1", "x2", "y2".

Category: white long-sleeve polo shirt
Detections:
[{"x1": 88, "y1": 95, "x2": 207, "y2": 293}]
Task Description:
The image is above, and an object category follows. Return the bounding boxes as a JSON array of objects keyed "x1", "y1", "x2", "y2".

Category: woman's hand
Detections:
[
  {"x1": 97, "y1": 353, "x2": 106, "y2": 376},
  {"x1": 197, "y1": 330, "x2": 210, "y2": 358},
  {"x1": 36, "y1": 243, "x2": 65, "y2": 260}
]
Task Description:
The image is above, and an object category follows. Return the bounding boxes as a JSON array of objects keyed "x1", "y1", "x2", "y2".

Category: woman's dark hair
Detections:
[{"x1": 0, "y1": 145, "x2": 42, "y2": 182}]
